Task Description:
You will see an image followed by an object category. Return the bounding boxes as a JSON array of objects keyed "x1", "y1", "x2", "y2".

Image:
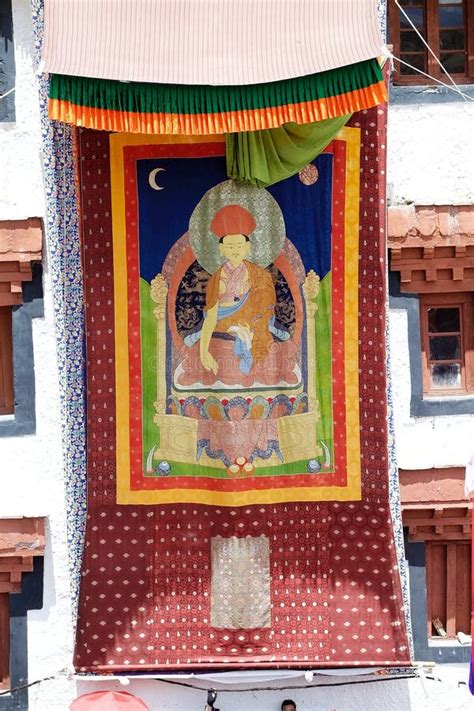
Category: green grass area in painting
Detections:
[
  {"x1": 141, "y1": 278, "x2": 159, "y2": 468},
  {"x1": 145, "y1": 459, "x2": 319, "y2": 478},
  {"x1": 140, "y1": 273, "x2": 334, "y2": 477},
  {"x1": 314, "y1": 273, "x2": 334, "y2": 465}
]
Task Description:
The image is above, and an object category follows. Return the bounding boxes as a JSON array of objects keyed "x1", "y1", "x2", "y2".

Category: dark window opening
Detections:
[
  {"x1": 420, "y1": 293, "x2": 474, "y2": 395},
  {"x1": 0, "y1": 306, "x2": 14, "y2": 415},
  {"x1": 0, "y1": 0, "x2": 15, "y2": 122},
  {"x1": 0, "y1": 595, "x2": 8, "y2": 690}
]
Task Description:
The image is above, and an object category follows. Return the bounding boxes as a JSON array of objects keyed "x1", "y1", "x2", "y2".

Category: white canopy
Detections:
[{"x1": 42, "y1": 0, "x2": 385, "y2": 86}]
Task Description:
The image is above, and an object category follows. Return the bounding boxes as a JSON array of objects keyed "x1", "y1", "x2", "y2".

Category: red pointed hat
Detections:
[{"x1": 211, "y1": 204, "x2": 256, "y2": 239}]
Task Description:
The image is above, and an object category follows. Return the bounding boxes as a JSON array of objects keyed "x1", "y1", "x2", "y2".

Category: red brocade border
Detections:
[
  {"x1": 121, "y1": 140, "x2": 348, "y2": 494},
  {"x1": 75, "y1": 104, "x2": 410, "y2": 671}
]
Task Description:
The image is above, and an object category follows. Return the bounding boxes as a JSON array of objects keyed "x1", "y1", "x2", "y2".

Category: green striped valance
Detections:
[{"x1": 49, "y1": 58, "x2": 385, "y2": 135}]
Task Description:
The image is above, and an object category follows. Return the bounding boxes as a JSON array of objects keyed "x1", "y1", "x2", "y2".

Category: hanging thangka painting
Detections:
[
  {"x1": 111, "y1": 130, "x2": 361, "y2": 506},
  {"x1": 75, "y1": 107, "x2": 410, "y2": 670}
]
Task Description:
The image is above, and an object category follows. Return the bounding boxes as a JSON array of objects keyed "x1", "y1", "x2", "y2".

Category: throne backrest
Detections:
[{"x1": 162, "y1": 232, "x2": 305, "y2": 348}]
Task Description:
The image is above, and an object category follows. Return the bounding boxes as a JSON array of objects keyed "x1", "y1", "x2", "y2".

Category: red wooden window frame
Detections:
[
  {"x1": 0, "y1": 593, "x2": 9, "y2": 691},
  {"x1": 420, "y1": 292, "x2": 474, "y2": 395},
  {"x1": 425, "y1": 541, "x2": 472, "y2": 638},
  {"x1": 388, "y1": 0, "x2": 474, "y2": 85},
  {"x1": 0, "y1": 306, "x2": 14, "y2": 415}
]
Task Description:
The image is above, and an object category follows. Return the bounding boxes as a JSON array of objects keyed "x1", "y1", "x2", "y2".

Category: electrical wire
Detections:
[
  {"x1": 148, "y1": 673, "x2": 418, "y2": 694},
  {"x1": 0, "y1": 87, "x2": 15, "y2": 102},
  {"x1": 0, "y1": 671, "x2": 66, "y2": 697},
  {"x1": 3, "y1": 669, "x2": 469, "y2": 699}
]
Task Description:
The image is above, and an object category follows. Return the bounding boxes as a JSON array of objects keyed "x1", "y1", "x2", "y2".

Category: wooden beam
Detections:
[
  {"x1": 0, "y1": 594, "x2": 9, "y2": 690},
  {"x1": 410, "y1": 532, "x2": 471, "y2": 542},
  {"x1": 425, "y1": 544, "x2": 433, "y2": 640},
  {"x1": 404, "y1": 516, "x2": 470, "y2": 528},
  {"x1": 445, "y1": 544, "x2": 457, "y2": 638}
]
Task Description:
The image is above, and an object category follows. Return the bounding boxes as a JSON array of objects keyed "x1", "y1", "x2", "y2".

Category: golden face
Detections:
[{"x1": 219, "y1": 233, "x2": 250, "y2": 267}]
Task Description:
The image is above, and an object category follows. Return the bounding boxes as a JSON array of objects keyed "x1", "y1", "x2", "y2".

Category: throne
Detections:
[{"x1": 149, "y1": 233, "x2": 322, "y2": 472}]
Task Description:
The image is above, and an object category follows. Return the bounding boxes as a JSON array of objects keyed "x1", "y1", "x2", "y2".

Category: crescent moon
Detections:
[{"x1": 149, "y1": 168, "x2": 165, "y2": 190}]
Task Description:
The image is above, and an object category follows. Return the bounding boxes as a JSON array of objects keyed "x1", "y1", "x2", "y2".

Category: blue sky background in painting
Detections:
[{"x1": 136, "y1": 153, "x2": 333, "y2": 283}]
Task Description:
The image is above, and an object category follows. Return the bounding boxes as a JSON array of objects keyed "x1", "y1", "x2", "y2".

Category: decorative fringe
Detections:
[{"x1": 48, "y1": 59, "x2": 386, "y2": 135}]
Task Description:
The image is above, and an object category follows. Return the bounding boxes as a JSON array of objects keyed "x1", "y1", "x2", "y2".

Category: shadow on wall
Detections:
[
  {"x1": 0, "y1": 264, "x2": 44, "y2": 438},
  {"x1": 0, "y1": 557, "x2": 44, "y2": 711}
]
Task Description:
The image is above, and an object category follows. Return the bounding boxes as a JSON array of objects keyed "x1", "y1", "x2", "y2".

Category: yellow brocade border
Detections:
[
  {"x1": 340, "y1": 127, "x2": 362, "y2": 503},
  {"x1": 110, "y1": 130, "x2": 361, "y2": 505}
]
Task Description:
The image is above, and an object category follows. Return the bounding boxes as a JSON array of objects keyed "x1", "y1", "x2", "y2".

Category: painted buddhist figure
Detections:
[
  {"x1": 200, "y1": 204, "x2": 277, "y2": 378},
  {"x1": 165, "y1": 185, "x2": 310, "y2": 470},
  {"x1": 177, "y1": 204, "x2": 299, "y2": 389}
]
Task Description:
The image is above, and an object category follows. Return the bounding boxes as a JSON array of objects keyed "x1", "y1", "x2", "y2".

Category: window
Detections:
[
  {"x1": 420, "y1": 292, "x2": 474, "y2": 395},
  {"x1": 0, "y1": 306, "x2": 14, "y2": 416},
  {"x1": 0, "y1": 519, "x2": 45, "y2": 694},
  {"x1": 0, "y1": 219, "x2": 43, "y2": 430},
  {"x1": 388, "y1": 0, "x2": 474, "y2": 84},
  {"x1": 425, "y1": 541, "x2": 471, "y2": 639},
  {"x1": 0, "y1": 0, "x2": 15, "y2": 122}
]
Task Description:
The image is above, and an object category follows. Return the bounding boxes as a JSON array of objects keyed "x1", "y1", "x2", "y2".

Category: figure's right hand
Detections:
[{"x1": 201, "y1": 351, "x2": 218, "y2": 375}]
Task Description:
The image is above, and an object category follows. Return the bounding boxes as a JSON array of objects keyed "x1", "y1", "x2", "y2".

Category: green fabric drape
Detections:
[{"x1": 226, "y1": 115, "x2": 351, "y2": 188}]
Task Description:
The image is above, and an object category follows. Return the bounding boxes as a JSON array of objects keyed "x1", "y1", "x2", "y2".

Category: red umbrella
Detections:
[{"x1": 70, "y1": 690, "x2": 150, "y2": 710}]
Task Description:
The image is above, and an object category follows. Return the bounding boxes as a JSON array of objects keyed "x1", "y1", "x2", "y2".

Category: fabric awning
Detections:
[{"x1": 42, "y1": 0, "x2": 385, "y2": 86}]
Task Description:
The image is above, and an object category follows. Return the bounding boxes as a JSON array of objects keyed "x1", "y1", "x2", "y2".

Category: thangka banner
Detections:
[
  {"x1": 75, "y1": 106, "x2": 410, "y2": 670},
  {"x1": 111, "y1": 129, "x2": 360, "y2": 506}
]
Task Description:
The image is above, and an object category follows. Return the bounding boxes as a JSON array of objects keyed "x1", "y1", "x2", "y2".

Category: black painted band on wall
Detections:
[
  {"x1": 0, "y1": 265, "x2": 44, "y2": 438},
  {"x1": 0, "y1": 557, "x2": 44, "y2": 711}
]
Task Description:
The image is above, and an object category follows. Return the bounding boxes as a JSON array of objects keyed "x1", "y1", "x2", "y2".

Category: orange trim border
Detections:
[
  {"x1": 50, "y1": 82, "x2": 386, "y2": 135},
  {"x1": 110, "y1": 131, "x2": 361, "y2": 505}
]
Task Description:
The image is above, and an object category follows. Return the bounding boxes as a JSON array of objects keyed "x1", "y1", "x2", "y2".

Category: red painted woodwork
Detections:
[
  {"x1": 426, "y1": 541, "x2": 471, "y2": 638},
  {"x1": 400, "y1": 467, "x2": 468, "y2": 506},
  {"x1": 0, "y1": 307, "x2": 13, "y2": 416},
  {"x1": 0, "y1": 595, "x2": 9, "y2": 691},
  {"x1": 391, "y1": 246, "x2": 474, "y2": 293},
  {"x1": 0, "y1": 218, "x2": 42, "y2": 307},
  {"x1": 0, "y1": 518, "x2": 45, "y2": 692}
]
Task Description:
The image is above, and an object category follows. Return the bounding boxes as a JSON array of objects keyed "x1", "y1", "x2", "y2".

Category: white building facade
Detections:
[
  {"x1": 386, "y1": 0, "x2": 474, "y2": 672},
  {"x1": 0, "y1": 2, "x2": 472, "y2": 710}
]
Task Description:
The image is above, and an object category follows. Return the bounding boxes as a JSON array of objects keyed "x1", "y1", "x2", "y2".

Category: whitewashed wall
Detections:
[
  {"x1": 0, "y1": 0, "x2": 74, "y2": 705},
  {"x1": 387, "y1": 86, "x2": 474, "y2": 472},
  {"x1": 388, "y1": 309, "x2": 474, "y2": 470},
  {"x1": 0, "y1": 0, "x2": 44, "y2": 220},
  {"x1": 56, "y1": 664, "x2": 472, "y2": 711},
  {"x1": 387, "y1": 89, "x2": 474, "y2": 207}
]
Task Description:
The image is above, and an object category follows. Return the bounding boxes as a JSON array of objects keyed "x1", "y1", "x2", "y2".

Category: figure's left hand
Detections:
[{"x1": 227, "y1": 323, "x2": 254, "y2": 350}]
